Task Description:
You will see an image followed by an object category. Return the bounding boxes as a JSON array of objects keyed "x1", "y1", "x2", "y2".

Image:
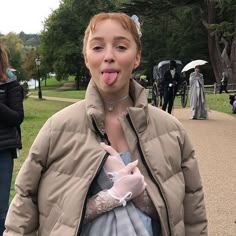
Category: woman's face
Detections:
[
  {"x1": 195, "y1": 67, "x2": 200, "y2": 73},
  {"x1": 84, "y1": 19, "x2": 141, "y2": 99}
]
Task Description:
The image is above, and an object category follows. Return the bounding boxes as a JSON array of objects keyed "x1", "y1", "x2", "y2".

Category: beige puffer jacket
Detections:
[{"x1": 4, "y1": 79, "x2": 207, "y2": 236}]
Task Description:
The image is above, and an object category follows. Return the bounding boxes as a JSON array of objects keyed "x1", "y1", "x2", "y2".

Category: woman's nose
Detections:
[{"x1": 104, "y1": 48, "x2": 115, "y2": 63}]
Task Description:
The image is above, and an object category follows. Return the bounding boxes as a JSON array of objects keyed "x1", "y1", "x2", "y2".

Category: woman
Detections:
[
  {"x1": 0, "y1": 44, "x2": 24, "y2": 235},
  {"x1": 189, "y1": 66, "x2": 208, "y2": 119},
  {"x1": 4, "y1": 13, "x2": 207, "y2": 236}
]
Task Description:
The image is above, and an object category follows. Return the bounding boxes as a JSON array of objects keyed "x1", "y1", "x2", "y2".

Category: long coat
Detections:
[
  {"x1": 189, "y1": 72, "x2": 208, "y2": 119},
  {"x1": 163, "y1": 70, "x2": 181, "y2": 90},
  {"x1": 5, "y1": 79, "x2": 207, "y2": 236}
]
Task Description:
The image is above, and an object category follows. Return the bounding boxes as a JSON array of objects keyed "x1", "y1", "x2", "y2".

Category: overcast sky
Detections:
[{"x1": 0, "y1": 0, "x2": 61, "y2": 34}]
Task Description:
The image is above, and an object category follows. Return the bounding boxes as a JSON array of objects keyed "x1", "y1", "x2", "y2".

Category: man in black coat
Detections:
[{"x1": 162, "y1": 60, "x2": 181, "y2": 114}]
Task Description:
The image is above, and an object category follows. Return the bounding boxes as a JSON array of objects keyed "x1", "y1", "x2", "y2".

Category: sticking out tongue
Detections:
[{"x1": 102, "y1": 72, "x2": 118, "y2": 85}]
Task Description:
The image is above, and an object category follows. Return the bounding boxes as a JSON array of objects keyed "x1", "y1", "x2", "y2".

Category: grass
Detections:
[
  {"x1": 29, "y1": 76, "x2": 86, "y2": 99},
  {"x1": 42, "y1": 76, "x2": 75, "y2": 89},
  {"x1": 206, "y1": 93, "x2": 233, "y2": 114},
  {"x1": 175, "y1": 93, "x2": 234, "y2": 115},
  {"x1": 147, "y1": 87, "x2": 235, "y2": 115},
  {"x1": 10, "y1": 81, "x2": 235, "y2": 200},
  {"x1": 31, "y1": 90, "x2": 86, "y2": 99}
]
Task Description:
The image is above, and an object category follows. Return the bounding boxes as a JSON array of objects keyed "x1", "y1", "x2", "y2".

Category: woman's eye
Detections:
[
  {"x1": 92, "y1": 46, "x2": 103, "y2": 51},
  {"x1": 116, "y1": 45, "x2": 127, "y2": 51}
]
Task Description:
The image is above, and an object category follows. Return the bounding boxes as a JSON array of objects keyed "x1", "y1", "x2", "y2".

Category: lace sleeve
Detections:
[
  {"x1": 84, "y1": 190, "x2": 121, "y2": 224},
  {"x1": 132, "y1": 190, "x2": 158, "y2": 220}
]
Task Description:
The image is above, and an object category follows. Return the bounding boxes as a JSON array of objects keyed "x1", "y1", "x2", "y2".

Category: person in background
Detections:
[
  {"x1": 229, "y1": 94, "x2": 236, "y2": 114},
  {"x1": 189, "y1": 65, "x2": 208, "y2": 119},
  {"x1": 0, "y1": 44, "x2": 24, "y2": 235},
  {"x1": 139, "y1": 74, "x2": 148, "y2": 88},
  {"x1": 162, "y1": 60, "x2": 181, "y2": 114},
  {"x1": 152, "y1": 66, "x2": 163, "y2": 107},
  {"x1": 219, "y1": 71, "x2": 229, "y2": 94},
  {"x1": 4, "y1": 13, "x2": 207, "y2": 236},
  {"x1": 152, "y1": 78, "x2": 159, "y2": 106}
]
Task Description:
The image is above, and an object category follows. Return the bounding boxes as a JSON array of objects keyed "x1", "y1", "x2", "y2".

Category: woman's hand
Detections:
[
  {"x1": 101, "y1": 143, "x2": 146, "y2": 204},
  {"x1": 100, "y1": 142, "x2": 125, "y2": 173},
  {"x1": 108, "y1": 160, "x2": 147, "y2": 204}
]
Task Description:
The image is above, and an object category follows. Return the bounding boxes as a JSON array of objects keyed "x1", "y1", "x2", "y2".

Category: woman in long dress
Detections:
[{"x1": 189, "y1": 66, "x2": 208, "y2": 119}]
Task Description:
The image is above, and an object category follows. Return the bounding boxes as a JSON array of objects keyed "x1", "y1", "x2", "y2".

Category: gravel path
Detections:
[
  {"x1": 30, "y1": 95, "x2": 236, "y2": 235},
  {"x1": 173, "y1": 107, "x2": 236, "y2": 236}
]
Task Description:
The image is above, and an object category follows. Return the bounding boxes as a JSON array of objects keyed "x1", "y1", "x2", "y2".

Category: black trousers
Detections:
[
  {"x1": 162, "y1": 87, "x2": 176, "y2": 114},
  {"x1": 219, "y1": 85, "x2": 228, "y2": 94}
]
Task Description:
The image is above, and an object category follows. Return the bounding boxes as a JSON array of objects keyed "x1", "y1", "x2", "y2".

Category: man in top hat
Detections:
[{"x1": 162, "y1": 60, "x2": 181, "y2": 114}]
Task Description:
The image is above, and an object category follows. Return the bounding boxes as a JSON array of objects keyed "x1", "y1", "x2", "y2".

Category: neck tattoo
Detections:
[{"x1": 104, "y1": 95, "x2": 129, "y2": 112}]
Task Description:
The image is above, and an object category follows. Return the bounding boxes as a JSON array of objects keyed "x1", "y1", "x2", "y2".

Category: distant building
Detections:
[{"x1": 20, "y1": 79, "x2": 38, "y2": 89}]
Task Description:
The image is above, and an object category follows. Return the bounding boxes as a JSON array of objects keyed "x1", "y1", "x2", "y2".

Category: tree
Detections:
[
  {"x1": 22, "y1": 48, "x2": 38, "y2": 79},
  {"x1": 120, "y1": 0, "x2": 210, "y2": 82},
  {"x1": 204, "y1": 0, "x2": 236, "y2": 83},
  {"x1": 121, "y1": 0, "x2": 236, "y2": 83},
  {"x1": 19, "y1": 32, "x2": 40, "y2": 47},
  {"x1": 40, "y1": 0, "x2": 117, "y2": 89},
  {"x1": 0, "y1": 33, "x2": 26, "y2": 80}
]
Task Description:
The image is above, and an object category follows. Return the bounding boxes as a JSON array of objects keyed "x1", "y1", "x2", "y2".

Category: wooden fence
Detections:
[
  {"x1": 145, "y1": 83, "x2": 236, "y2": 103},
  {"x1": 204, "y1": 83, "x2": 236, "y2": 94}
]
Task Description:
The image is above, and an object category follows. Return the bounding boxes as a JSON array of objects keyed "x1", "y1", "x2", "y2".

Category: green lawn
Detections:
[
  {"x1": 30, "y1": 89, "x2": 86, "y2": 99},
  {"x1": 41, "y1": 75, "x2": 75, "y2": 89},
  {"x1": 29, "y1": 76, "x2": 86, "y2": 99},
  {"x1": 206, "y1": 93, "x2": 233, "y2": 114},
  {"x1": 174, "y1": 93, "x2": 234, "y2": 115}
]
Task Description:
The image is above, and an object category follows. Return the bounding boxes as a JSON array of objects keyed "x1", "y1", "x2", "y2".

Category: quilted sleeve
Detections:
[
  {"x1": 181, "y1": 131, "x2": 208, "y2": 236},
  {"x1": 4, "y1": 119, "x2": 52, "y2": 236}
]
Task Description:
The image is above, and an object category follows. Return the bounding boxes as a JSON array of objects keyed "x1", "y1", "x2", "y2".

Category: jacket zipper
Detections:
[
  {"x1": 76, "y1": 118, "x2": 110, "y2": 235},
  {"x1": 91, "y1": 118, "x2": 111, "y2": 144},
  {"x1": 126, "y1": 113, "x2": 172, "y2": 236}
]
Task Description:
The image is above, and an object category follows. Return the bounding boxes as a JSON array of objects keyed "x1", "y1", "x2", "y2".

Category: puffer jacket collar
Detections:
[
  {"x1": 0, "y1": 77, "x2": 17, "y2": 85},
  {"x1": 85, "y1": 79, "x2": 149, "y2": 134}
]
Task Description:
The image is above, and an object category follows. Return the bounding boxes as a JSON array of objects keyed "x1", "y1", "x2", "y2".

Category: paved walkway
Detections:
[
  {"x1": 30, "y1": 95, "x2": 236, "y2": 235},
  {"x1": 30, "y1": 95, "x2": 79, "y2": 103},
  {"x1": 173, "y1": 108, "x2": 236, "y2": 236}
]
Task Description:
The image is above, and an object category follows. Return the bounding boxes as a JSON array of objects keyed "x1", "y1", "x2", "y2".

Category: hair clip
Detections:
[
  {"x1": 131, "y1": 15, "x2": 142, "y2": 38},
  {"x1": 7, "y1": 69, "x2": 15, "y2": 79}
]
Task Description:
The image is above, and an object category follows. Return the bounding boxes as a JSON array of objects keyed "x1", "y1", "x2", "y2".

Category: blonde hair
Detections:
[
  {"x1": 83, "y1": 12, "x2": 141, "y2": 55},
  {"x1": 0, "y1": 44, "x2": 10, "y2": 81}
]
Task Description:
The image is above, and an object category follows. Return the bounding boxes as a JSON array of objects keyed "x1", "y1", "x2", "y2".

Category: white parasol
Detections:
[{"x1": 181, "y1": 60, "x2": 208, "y2": 72}]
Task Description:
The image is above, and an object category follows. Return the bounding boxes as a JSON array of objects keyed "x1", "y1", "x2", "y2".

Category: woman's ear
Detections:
[
  {"x1": 133, "y1": 51, "x2": 141, "y2": 70},
  {"x1": 84, "y1": 53, "x2": 90, "y2": 70}
]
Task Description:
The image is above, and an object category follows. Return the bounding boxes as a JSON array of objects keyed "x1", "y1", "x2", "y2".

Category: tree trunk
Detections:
[
  {"x1": 76, "y1": 75, "x2": 80, "y2": 90},
  {"x1": 207, "y1": 0, "x2": 223, "y2": 83},
  {"x1": 230, "y1": 9, "x2": 236, "y2": 83},
  {"x1": 207, "y1": 1, "x2": 236, "y2": 84},
  {"x1": 221, "y1": 37, "x2": 232, "y2": 83}
]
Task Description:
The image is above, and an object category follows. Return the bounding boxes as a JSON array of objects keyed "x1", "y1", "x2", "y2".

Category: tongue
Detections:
[{"x1": 102, "y1": 72, "x2": 118, "y2": 85}]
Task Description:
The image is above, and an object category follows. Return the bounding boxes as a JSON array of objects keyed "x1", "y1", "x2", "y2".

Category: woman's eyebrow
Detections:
[
  {"x1": 114, "y1": 36, "x2": 130, "y2": 42},
  {"x1": 89, "y1": 37, "x2": 104, "y2": 43},
  {"x1": 89, "y1": 36, "x2": 130, "y2": 43}
]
